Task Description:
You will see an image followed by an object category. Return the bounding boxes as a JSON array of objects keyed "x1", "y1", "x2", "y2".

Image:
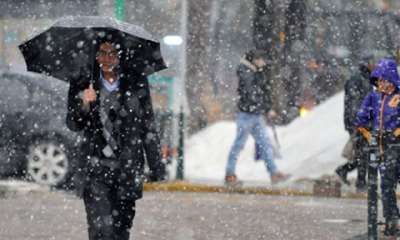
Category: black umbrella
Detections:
[{"x1": 18, "y1": 16, "x2": 167, "y2": 82}]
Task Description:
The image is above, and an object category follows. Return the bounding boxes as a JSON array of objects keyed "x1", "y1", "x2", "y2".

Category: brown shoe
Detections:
[
  {"x1": 270, "y1": 172, "x2": 291, "y2": 184},
  {"x1": 224, "y1": 174, "x2": 243, "y2": 187},
  {"x1": 380, "y1": 223, "x2": 400, "y2": 233}
]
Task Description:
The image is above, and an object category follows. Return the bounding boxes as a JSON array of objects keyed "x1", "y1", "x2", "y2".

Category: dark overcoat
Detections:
[
  {"x1": 66, "y1": 71, "x2": 165, "y2": 201},
  {"x1": 344, "y1": 64, "x2": 372, "y2": 134}
]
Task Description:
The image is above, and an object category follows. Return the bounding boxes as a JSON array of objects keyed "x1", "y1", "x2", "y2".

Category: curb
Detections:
[
  {"x1": 0, "y1": 181, "x2": 49, "y2": 197},
  {"x1": 0, "y1": 185, "x2": 6, "y2": 197},
  {"x1": 0, "y1": 180, "x2": 389, "y2": 200},
  {"x1": 143, "y1": 181, "x2": 375, "y2": 200},
  {"x1": 144, "y1": 181, "x2": 313, "y2": 197}
]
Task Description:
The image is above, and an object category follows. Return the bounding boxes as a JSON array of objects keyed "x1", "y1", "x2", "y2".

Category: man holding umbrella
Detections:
[
  {"x1": 19, "y1": 17, "x2": 167, "y2": 240},
  {"x1": 70, "y1": 39, "x2": 167, "y2": 240}
]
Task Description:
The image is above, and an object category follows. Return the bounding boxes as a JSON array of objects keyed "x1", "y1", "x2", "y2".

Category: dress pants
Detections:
[
  {"x1": 83, "y1": 166, "x2": 136, "y2": 240},
  {"x1": 379, "y1": 150, "x2": 400, "y2": 224}
]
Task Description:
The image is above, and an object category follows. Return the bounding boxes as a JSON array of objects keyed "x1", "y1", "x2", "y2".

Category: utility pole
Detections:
[
  {"x1": 115, "y1": 0, "x2": 125, "y2": 21},
  {"x1": 176, "y1": 0, "x2": 188, "y2": 181},
  {"x1": 368, "y1": 137, "x2": 379, "y2": 240}
]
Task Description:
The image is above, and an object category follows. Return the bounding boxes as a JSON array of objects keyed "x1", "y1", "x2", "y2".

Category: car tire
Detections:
[{"x1": 26, "y1": 138, "x2": 71, "y2": 187}]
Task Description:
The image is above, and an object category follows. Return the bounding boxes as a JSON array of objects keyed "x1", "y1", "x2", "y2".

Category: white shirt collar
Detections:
[{"x1": 100, "y1": 72, "x2": 120, "y2": 92}]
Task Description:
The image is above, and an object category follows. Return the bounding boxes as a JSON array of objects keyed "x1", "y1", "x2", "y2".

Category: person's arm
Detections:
[
  {"x1": 65, "y1": 82, "x2": 92, "y2": 132},
  {"x1": 139, "y1": 79, "x2": 166, "y2": 181},
  {"x1": 355, "y1": 91, "x2": 373, "y2": 141},
  {"x1": 389, "y1": 95, "x2": 400, "y2": 140},
  {"x1": 343, "y1": 79, "x2": 353, "y2": 133},
  {"x1": 259, "y1": 70, "x2": 272, "y2": 114}
]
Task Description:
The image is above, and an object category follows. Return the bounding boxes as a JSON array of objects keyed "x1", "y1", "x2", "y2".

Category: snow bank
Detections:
[{"x1": 184, "y1": 91, "x2": 349, "y2": 183}]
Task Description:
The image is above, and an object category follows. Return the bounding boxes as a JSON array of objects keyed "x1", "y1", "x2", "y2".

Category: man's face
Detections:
[
  {"x1": 97, "y1": 43, "x2": 119, "y2": 73},
  {"x1": 252, "y1": 58, "x2": 265, "y2": 68}
]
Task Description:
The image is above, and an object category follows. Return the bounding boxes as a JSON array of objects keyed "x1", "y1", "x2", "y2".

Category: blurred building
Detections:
[
  {"x1": 4, "y1": 0, "x2": 399, "y2": 129},
  {"x1": 0, "y1": 0, "x2": 101, "y2": 71}
]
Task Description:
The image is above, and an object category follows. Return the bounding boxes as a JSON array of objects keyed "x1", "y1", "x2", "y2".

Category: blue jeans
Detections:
[{"x1": 226, "y1": 111, "x2": 278, "y2": 175}]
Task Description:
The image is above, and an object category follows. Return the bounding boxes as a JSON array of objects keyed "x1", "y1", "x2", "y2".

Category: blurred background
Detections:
[{"x1": 1, "y1": 0, "x2": 400, "y2": 133}]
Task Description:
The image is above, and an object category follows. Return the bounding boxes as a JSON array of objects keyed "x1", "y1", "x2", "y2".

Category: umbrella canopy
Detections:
[{"x1": 19, "y1": 16, "x2": 167, "y2": 82}]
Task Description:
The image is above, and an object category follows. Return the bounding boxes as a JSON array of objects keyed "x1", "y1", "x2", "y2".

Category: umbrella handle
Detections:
[
  {"x1": 90, "y1": 41, "x2": 95, "y2": 86},
  {"x1": 88, "y1": 81, "x2": 96, "y2": 157}
]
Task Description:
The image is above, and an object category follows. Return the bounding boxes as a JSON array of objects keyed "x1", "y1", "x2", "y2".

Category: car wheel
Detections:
[{"x1": 27, "y1": 140, "x2": 70, "y2": 187}]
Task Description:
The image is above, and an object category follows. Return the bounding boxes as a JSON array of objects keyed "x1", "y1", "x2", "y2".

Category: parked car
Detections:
[{"x1": 0, "y1": 69, "x2": 79, "y2": 188}]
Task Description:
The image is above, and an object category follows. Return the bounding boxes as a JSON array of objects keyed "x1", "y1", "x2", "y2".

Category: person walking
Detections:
[
  {"x1": 335, "y1": 54, "x2": 375, "y2": 191},
  {"x1": 224, "y1": 50, "x2": 290, "y2": 187},
  {"x1": 356, "y1": 58, "x2": 400, "y2": 237},
  {"x1": 66, "y1": 41, "x2": 166, "y2": 240}
]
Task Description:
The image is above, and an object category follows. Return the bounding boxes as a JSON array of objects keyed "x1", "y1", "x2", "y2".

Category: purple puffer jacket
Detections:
[{"x1": 356, "y1": 59, "x2": 400, "y2": 134}]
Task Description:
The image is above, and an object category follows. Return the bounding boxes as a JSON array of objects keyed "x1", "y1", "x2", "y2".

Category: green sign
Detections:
[{"x1": 115, "y1": 0, "x2": 125, "y2": 21}]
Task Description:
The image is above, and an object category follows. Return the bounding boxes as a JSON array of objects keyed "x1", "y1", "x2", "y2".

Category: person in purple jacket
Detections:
[{"x1": 356, "y1": 58, "x2": 400, "y2": 236}]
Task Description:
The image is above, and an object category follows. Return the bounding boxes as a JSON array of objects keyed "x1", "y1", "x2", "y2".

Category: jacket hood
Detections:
[{"x1": 370, "y1": 58, "x2": 399, "y2": 88}]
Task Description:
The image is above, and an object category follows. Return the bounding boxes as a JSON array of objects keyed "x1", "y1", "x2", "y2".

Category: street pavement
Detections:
[{"x1": 0, "y1": 184, "x2": 378, "y2": 240}]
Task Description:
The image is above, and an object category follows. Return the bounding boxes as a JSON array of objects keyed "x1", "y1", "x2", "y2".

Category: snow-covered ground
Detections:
[{"x1": 181, "y1": 91, "x2": 350, "y2": 184}]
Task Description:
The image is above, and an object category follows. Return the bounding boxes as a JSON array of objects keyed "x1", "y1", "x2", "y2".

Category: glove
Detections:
[
  {"x1": 149, "y1": 169, "x2": 167, "y2": 182},
  {"x1": 358, "y1": 127, "x2": 371, "y2": 142},
  {"x1": 394, "y1": 127, "x2": 400, "y2": 138},
  {"x1": 149, "y1": 174, "x2": 167, "y2": 182}
]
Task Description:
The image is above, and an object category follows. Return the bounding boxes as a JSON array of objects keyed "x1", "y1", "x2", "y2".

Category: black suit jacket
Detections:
[{"x1": 66, "y1": 72, "x2": 165, "y2": 200}]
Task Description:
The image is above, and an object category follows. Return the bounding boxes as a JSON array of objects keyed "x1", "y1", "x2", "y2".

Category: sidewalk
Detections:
[{"x1": 0, "y1": 176, "x2": 385, "y2": 199}]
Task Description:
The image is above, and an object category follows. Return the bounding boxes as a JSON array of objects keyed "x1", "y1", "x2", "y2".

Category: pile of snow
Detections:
[{"x1": 183, "y1": 91, "x2": 349, "y2": 183}]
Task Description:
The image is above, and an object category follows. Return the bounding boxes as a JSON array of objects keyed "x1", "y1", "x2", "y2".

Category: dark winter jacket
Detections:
[
  {"x1": 66, "y1": 72, "x2": 165, "y2": 201},
  {"x1": 356, "y1": 59, "x2": 400, "y2": 151},
  {"x1": 237, "y1": 59, "x2": 271, "y2": 114},
  {"x1": 344, "y1": 64, "x2": 372, "y2": 134}
]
